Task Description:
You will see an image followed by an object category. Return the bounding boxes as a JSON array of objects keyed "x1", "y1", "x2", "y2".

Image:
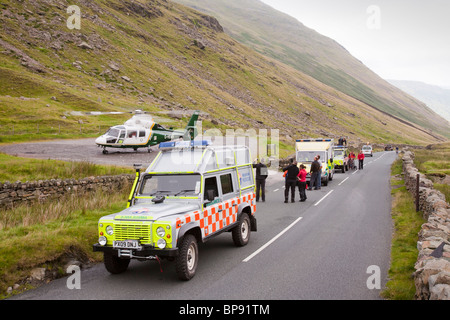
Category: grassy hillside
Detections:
[
  {"x1": 174, "y1": 0, "x2": 450, "y2": 139},
  {"x1": 0, "y1": 0, "x2": 445, "y2": 151},
  {"x1": 388, "y1": 80, "x2": 450, "y2": 123}
]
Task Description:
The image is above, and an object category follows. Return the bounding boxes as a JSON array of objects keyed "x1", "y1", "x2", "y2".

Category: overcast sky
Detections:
[{"x1": 260, "y1": 0, "x2": 450, "y2": 88}]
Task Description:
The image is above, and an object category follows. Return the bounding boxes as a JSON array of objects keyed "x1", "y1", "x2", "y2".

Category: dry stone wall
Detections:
[
  {"x1": 401, "y1": 151, "x2": 450, "y2": 300},
  {"x1": 0, "y1": 174, "x2": 134, "y2": 209}
]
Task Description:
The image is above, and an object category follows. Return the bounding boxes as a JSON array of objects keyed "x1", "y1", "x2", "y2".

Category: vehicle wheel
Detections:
[
  {"x1": 232, "y1": 213, "x2": 251, "y2": 247},
  {"x1": 175, "y1": 234, "x2": 198, "y2": 281},
  {"x1": 102, "y1": 149, "x2": 108, "y2": 154},
  {"x1": 103, "y1": 252, "x2": 130, "y2": 274}
]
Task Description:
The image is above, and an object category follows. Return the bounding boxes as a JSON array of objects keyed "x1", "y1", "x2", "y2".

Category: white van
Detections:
[{"x1": 362, "y1": 145, "x2": 373, "y2": 157}]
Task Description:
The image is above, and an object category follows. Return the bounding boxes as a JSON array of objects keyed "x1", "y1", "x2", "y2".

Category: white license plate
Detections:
[{"x1": 113, "y1": 240, "x2": 141, "y2": 249}]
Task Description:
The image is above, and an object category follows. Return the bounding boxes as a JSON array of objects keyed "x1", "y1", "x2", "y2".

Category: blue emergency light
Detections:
[
  {"x1": 159, "y1": 140, "x2": 210, "y2": 149},
  {"x1": 296, "y1": 139, "x2": 332, "y2": 142},
  {"x1": 159, "y1": 141, "x2": 176, "y2": 149}
]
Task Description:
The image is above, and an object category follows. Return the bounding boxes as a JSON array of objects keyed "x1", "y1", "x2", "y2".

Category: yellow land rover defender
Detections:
[{"x1": 93, "y1": 140, "x2": 257, "y2": 280}]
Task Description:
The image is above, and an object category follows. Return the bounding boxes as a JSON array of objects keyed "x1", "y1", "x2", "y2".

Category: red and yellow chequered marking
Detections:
[{"x1": 175, "y1": 192, "x2": 255, "y2": 237}]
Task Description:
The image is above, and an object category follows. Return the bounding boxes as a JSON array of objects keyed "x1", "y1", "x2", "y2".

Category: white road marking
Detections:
[
  {"x1": 243, "y1": 217, "x2": 303, "y2": 263},
  {"x1": 352, "y1": 169, "x2": 359, "y2": 175},
  {"x1": 314, "y1": 190, "x2": 334, "y2": 207},
  {"x1": 338, "y1": 177, "x2": 349, "y2": 186},
  {"x1": 273, "y1": 188, "x2": 280, "y2": 192}
]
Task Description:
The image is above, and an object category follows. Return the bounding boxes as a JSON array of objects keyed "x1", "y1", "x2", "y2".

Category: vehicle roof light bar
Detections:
[
  {"x1": 296, "y1": 139, "x2": 332, "y2": 142},
  {"x1": 159, "y1": 140, "x2": 210, "y2": 149}
]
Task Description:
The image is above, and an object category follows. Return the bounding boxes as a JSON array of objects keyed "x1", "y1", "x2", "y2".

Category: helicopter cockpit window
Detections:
[
  {"x1": 139, "y1": 130, "x2": 145, "y2": 137},
  {"x1": 106, "y1": 128, "x2": 120, "y2": 137}
]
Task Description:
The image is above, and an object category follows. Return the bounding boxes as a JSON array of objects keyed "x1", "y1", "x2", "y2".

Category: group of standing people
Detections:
[
  {"x1": 253, "y1": 158, "x2": 309, "y2": 203},
  {"x1": 282, "y1": 156, "x2": 323, "y2": 203},
  {"x1": 253, "y1": 147, "x2": 367, "y2": 203},
  {"x1": 347, "y1": 150, "x2": 365, "y2": 170}
]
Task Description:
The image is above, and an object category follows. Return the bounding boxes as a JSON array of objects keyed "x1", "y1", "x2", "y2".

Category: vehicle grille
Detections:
[{"x1": 114, "y1": 223, "x2": 151, "y2": 244}]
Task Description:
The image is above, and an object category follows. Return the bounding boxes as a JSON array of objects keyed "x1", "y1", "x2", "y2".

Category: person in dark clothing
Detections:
[
  {"x1": 338, "y1": 137, "x2": 347, "y2": 146},
  {"x1": 253, "y1": 158, "x2": 268, "y2": 202},
  {"x1": 283, "y1": 159, "x2": 299, "y2": 203},
  {"x1": 309, "y1": 156, "x2": 321, "y2": 190}
]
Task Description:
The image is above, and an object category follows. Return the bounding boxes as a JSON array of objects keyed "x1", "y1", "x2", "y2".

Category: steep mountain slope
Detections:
[
  {"x1": 0, "y1": 0, "x2": 445, "y2": 152},
  {"x1": 173, "y1": 0, "x2": 450, "y2": 138},
  {"x1": 388, "y1": 80, "x2": 450, "y2": 123}
]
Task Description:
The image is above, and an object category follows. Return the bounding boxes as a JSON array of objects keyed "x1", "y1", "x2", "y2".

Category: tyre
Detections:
[
  {"x1": 103, "y1": 252, "x2": 130, "y2": 274},
  {"x1": 175, "y1": 234, "x2": 198, "y2": 281},
  {"x1": 232, "y1": 213, "x2": 251, "y2": 247}
]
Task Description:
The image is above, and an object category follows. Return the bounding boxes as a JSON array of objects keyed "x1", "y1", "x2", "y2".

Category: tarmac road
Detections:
[
  {"x1": 0, "y1": 138, "x2": 159, "y2": 168},
  {"x1": 8, "y1": 151, "x2": 397, "y2": 301}
]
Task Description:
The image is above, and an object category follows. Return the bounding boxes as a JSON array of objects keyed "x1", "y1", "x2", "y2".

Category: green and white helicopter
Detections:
[{"x1": 95, "y1": 110, "x2": 200, "y2": 154}]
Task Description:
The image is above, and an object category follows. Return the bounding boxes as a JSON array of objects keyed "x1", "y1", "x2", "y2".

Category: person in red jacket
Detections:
[
  {"x1": 348, "y1": 151, "x2": 356, "y2": 170},
  {"x1": 358, "y1": 151, "x2": 365, "y2": 170},
  {"x1": 297, "y1": 164, "x2": 307, "y2": 202}
]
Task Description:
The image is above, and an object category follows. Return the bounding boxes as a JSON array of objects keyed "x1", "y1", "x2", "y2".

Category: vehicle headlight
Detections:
[
  {"x1": 99, "y1": 236, "x2": 107, "y2": 246},
  {"x1": 106, "y1": 225, "x2": 114, "y2": 236},
  {"x1": 157, "y1": 238, "x2": 166, "y2": 249},
  {"x1": 156, "y1": 226, "x2": 165, "y2": 237}
]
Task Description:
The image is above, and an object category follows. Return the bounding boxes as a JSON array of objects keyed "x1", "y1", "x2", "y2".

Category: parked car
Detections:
[
  {"x1": 362, "y1": 145, "x2": 373, "y2": 157},
  {"x1": 93, "y1": 140, "x2": 257, "y2": 280},
  {"x1": 332, "y1": 146, "x2": 349, "y2": 173}
]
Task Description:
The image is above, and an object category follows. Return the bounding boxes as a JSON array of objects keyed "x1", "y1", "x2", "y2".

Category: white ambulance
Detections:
[{"x1": 295, "y1": 138, "x2": 335, "y2": 186}]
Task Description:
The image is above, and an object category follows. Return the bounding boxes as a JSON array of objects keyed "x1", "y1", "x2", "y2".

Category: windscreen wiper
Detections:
[
  {"x1": 149, "y1": 190, "x2": 171, "y2": 196},
  {"x1": 174, "y1": 189, "x2": 195, "y2": 196}
]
